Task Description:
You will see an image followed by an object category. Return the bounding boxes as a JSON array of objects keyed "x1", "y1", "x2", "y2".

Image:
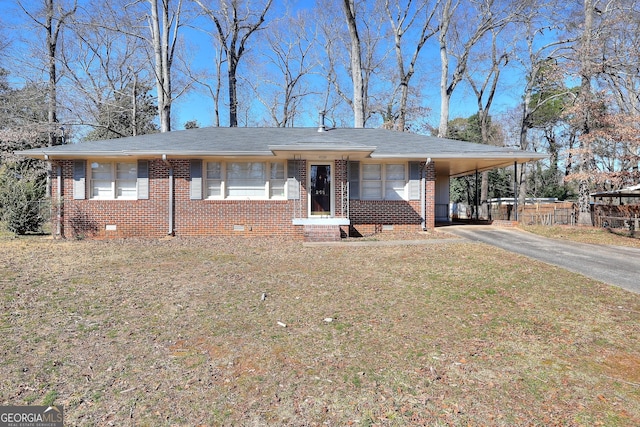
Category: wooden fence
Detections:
[
  {"x1": 592, "y1": 204, "x2": 640, "y2": 231},
  {"x1": 455, "y1": 200, "x2": 640, "y2": 228},
  {"x1": 490, "y1": 201, "x2": 576, "y2": 226}
]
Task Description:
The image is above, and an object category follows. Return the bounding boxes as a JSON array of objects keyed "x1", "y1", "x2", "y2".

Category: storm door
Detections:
[{"x1": 310, "y1": 164, "x2": 332, "y2": 216}]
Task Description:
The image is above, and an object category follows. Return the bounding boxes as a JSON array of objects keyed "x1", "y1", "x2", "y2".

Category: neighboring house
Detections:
[{"x1": 17, "y1": 127, "x2": 545, "y2": 241}]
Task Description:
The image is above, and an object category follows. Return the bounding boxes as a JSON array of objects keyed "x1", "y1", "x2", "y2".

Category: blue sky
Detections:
[
  {"x1": 0, "y1": 0, "x2": 530, "y2": 135},
  {"x1": 168, "y1": 0, "x2": 529, "y2": 132}
]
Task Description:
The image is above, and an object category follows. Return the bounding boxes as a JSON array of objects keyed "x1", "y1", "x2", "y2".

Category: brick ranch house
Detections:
[{"x1": 18, "y1": 127, "x2": 545, "y2": 241}]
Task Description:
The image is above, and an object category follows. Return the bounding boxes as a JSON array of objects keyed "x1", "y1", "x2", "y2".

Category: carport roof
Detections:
[{"x1": 17, "y1": 127, "x2": 547, "y2": 177}]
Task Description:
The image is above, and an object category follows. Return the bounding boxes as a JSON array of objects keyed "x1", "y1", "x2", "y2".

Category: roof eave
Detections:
[
  {"x1": 269, "y1": 145, "x2": 376, "y2": 159},
  {"x1": 15, "y1": 149, "x2": 275, "y2": 160},
  {"x1": 370, "y1": 152, "x2": 548, "y2": 160}
]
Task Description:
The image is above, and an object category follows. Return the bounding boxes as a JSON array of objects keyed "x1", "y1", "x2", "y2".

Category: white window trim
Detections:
[
  {"x1": 205, "y1": 161, "x2": 225, "y2": 200},
  {"x1": 269, "y1": 161, "x2": 286, "y2": 199},
  {"x1": 204, "y1": 160, "x2": 287, "y2": 200},
  {"x1": 359, "y1": 162, "x2": 409, "y2": 201},
  {"x1": 89, "y1": 161, "x2": 138, "y2": 200}
]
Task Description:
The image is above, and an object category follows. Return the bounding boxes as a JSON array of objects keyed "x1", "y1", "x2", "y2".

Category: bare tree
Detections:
[
  {"x1": 61, "y1": 2, "x2": 155, "y2": 137},
  {"x1": 464, "y1": 28, "x2": 510, "y2": 218},
  {"x1": 179, "y1": 28, "x2": 226, "y2": 128},
  {"x1": 18, "y1": 0, "x2": 77, "y2": 146},
  {"x1": 249, "y1": 11, "x2": 317, "y2": 127},
  {"x1": 564, "y1": 0, "x2": 640, "y2": 222},
  {"x1": 596, "y1": 1, "x2": 640, "y2": 115},
  {"x1": 341, "y1": 0, "x2": 366, "y2": 128},
  {"x1": 95, "y1": 0, "x2": 188, "y2": 133},
  {"x1": 515, "y1": 1, "x2": 575, "y2": 206},
  {"x1": 317, "y1": 0, "x2": 389, "y2": 128},
  {"x1": 573, "y1": 0, "x2": 596, "y2": 225},
  {"x1": 194, "y1": 0, "x2": 273, "y2": 127},
  {"x1": 147, "y1": 0, "x2": 183, "y2": 132},
  {"x1": 437, "y1": 0, "x2": 524, "y2": 138},
  {"x1": 384, "y1": 0, "x2": 439, "y2": 131}
]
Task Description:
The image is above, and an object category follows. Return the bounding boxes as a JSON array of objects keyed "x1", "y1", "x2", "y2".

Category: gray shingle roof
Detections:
[
  {"x1": 16, "y1": 127, "x2": 546, "y2": 176},
  {"x1": 16, "y1": 127, "x2": 534, "y2": 156}
]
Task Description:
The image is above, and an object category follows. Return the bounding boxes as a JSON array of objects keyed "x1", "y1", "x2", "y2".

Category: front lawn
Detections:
[{"x1": 1, "y1": 236, "x2": 638, "y2": 425}]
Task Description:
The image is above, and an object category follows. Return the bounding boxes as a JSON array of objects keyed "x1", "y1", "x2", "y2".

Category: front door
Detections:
[{"x1": 310, "y1": 164, "x2": 332, "y2": 216}]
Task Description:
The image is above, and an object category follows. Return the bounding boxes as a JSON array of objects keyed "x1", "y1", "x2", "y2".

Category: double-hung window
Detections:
[
  {"x1": 200, "y1": 161, "x2": 286, "y2": 199},
  {"x1": 206, "y1": 162, "x2": 223, "y2": 198},
  {"x1": 90, "y1": 161, "x2": 138, "y2": 199},
  {"x1": 227, "y1": 162, "x2": 266, "y2": 197},
  {"x1": 362, "y1": 164, "x2": 383, "y2": 200},
  {"x1": 385, "y1": 164, "x2": 406, "y2": 200},
  {"x1": 116, "y1": 163, "x2": 138, "y2": 198},
  {"x1": 269, "y1": 162, "x2": 285, "y2": 198},
  {"x1": 359, "y1": 163, "x2": 407, "y2": 200}
]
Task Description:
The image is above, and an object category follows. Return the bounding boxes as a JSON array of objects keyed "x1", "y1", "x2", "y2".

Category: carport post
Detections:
[
  {"x1": 475, "y1": 169, "x2": 480, "y2": 221},
  {"x1": 514, "y1": 161, "x2": 518, "y2": 221}
]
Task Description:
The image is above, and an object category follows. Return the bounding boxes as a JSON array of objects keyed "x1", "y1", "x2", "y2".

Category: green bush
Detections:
[{"x1": 0, "y1": 163, "x2": 47, "y2": 234}]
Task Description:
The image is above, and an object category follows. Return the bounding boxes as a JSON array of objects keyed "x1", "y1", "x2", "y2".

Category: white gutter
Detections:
[{"x1": 161, "y1": 154, "x2": 175, "y2": 235}]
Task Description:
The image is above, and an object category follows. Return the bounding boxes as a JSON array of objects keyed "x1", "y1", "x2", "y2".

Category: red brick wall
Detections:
[
  {"x1": 425, "y1": 160, "x2": 436, "y2": 229},
  {"x1": 173, "y1": 160, "x2": 303, "y2": 238},
  {"x1": 54, "y1": 160, "x2": 169, "y2": 238},
  {"x1": 54, "y1": 159, "x2": 305, "y2": 239},
  {"x1": 53, "y1": 158, "x2": 436, "y2": 239},
  {"x1": 304, "y1": 225, "x2": 342, "y2": 242},
  {"x1": 334, "y1": 159, "x2": 347, "y2": 218},
  {"x1": 341, "y1": 160, "x2": 436, "y2": 236}
]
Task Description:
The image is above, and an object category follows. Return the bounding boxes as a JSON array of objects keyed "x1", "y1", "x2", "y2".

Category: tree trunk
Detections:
[
  {"x1": 46, "y1": 1, "x2": 57, "y2": 147},
  {"x1": 214, "y1": 46, "x2": 222, "y2": 127},
  {"x1": 577, "y1": 0, "x2": 594, "y2": 225},
  {"x1": 42, "y1": 0, "x2": 75, "y2": 195},
  {"x1": 341, "y1": 0, "x2": 365, "y2": 128},
  {"x1": 228, "y1": 56, "x2": 238, "y2": 127},
  {"x1": 197, "y1": 0, "x2": 272, "y2": 128},
  {"x1": 481, "y1": 171, "x2": 489, "y2": 220},
  {"x1": 150, "y1": 0, "x2": 166, "y2": 132},
  {"x1": 518, "y1": 87, "x2": 532, "y2": 207},
  {"x1": 131, "y1": 73, "x2": 138, "y2": 136},
  {"x1": 149, "y1": 0, "x2": 175, "y2": 133},
  {"x1": 160, "y1": 0, "x2": 172, "y2": 132},
  {"x1": 437, "y1": 0, "x2": 453, "y2": 138}
]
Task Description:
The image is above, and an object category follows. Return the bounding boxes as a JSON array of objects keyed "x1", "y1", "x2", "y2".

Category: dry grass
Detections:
[
  {"x1": 0, "y1": 234, "x2": 639, "y2": 426},
  {"x1": 520, "y1": 224, "x2": 640, "y2": 248}
]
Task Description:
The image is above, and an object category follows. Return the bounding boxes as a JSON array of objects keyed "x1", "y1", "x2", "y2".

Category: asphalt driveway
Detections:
[{"x1": 443, "y1": 225, "x2": 640, "y2": 294}]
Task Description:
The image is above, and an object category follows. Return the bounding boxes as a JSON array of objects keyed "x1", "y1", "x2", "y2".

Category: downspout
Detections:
[{"x1": 162, "y1": 155, "x2": 174, "y2": 235}]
